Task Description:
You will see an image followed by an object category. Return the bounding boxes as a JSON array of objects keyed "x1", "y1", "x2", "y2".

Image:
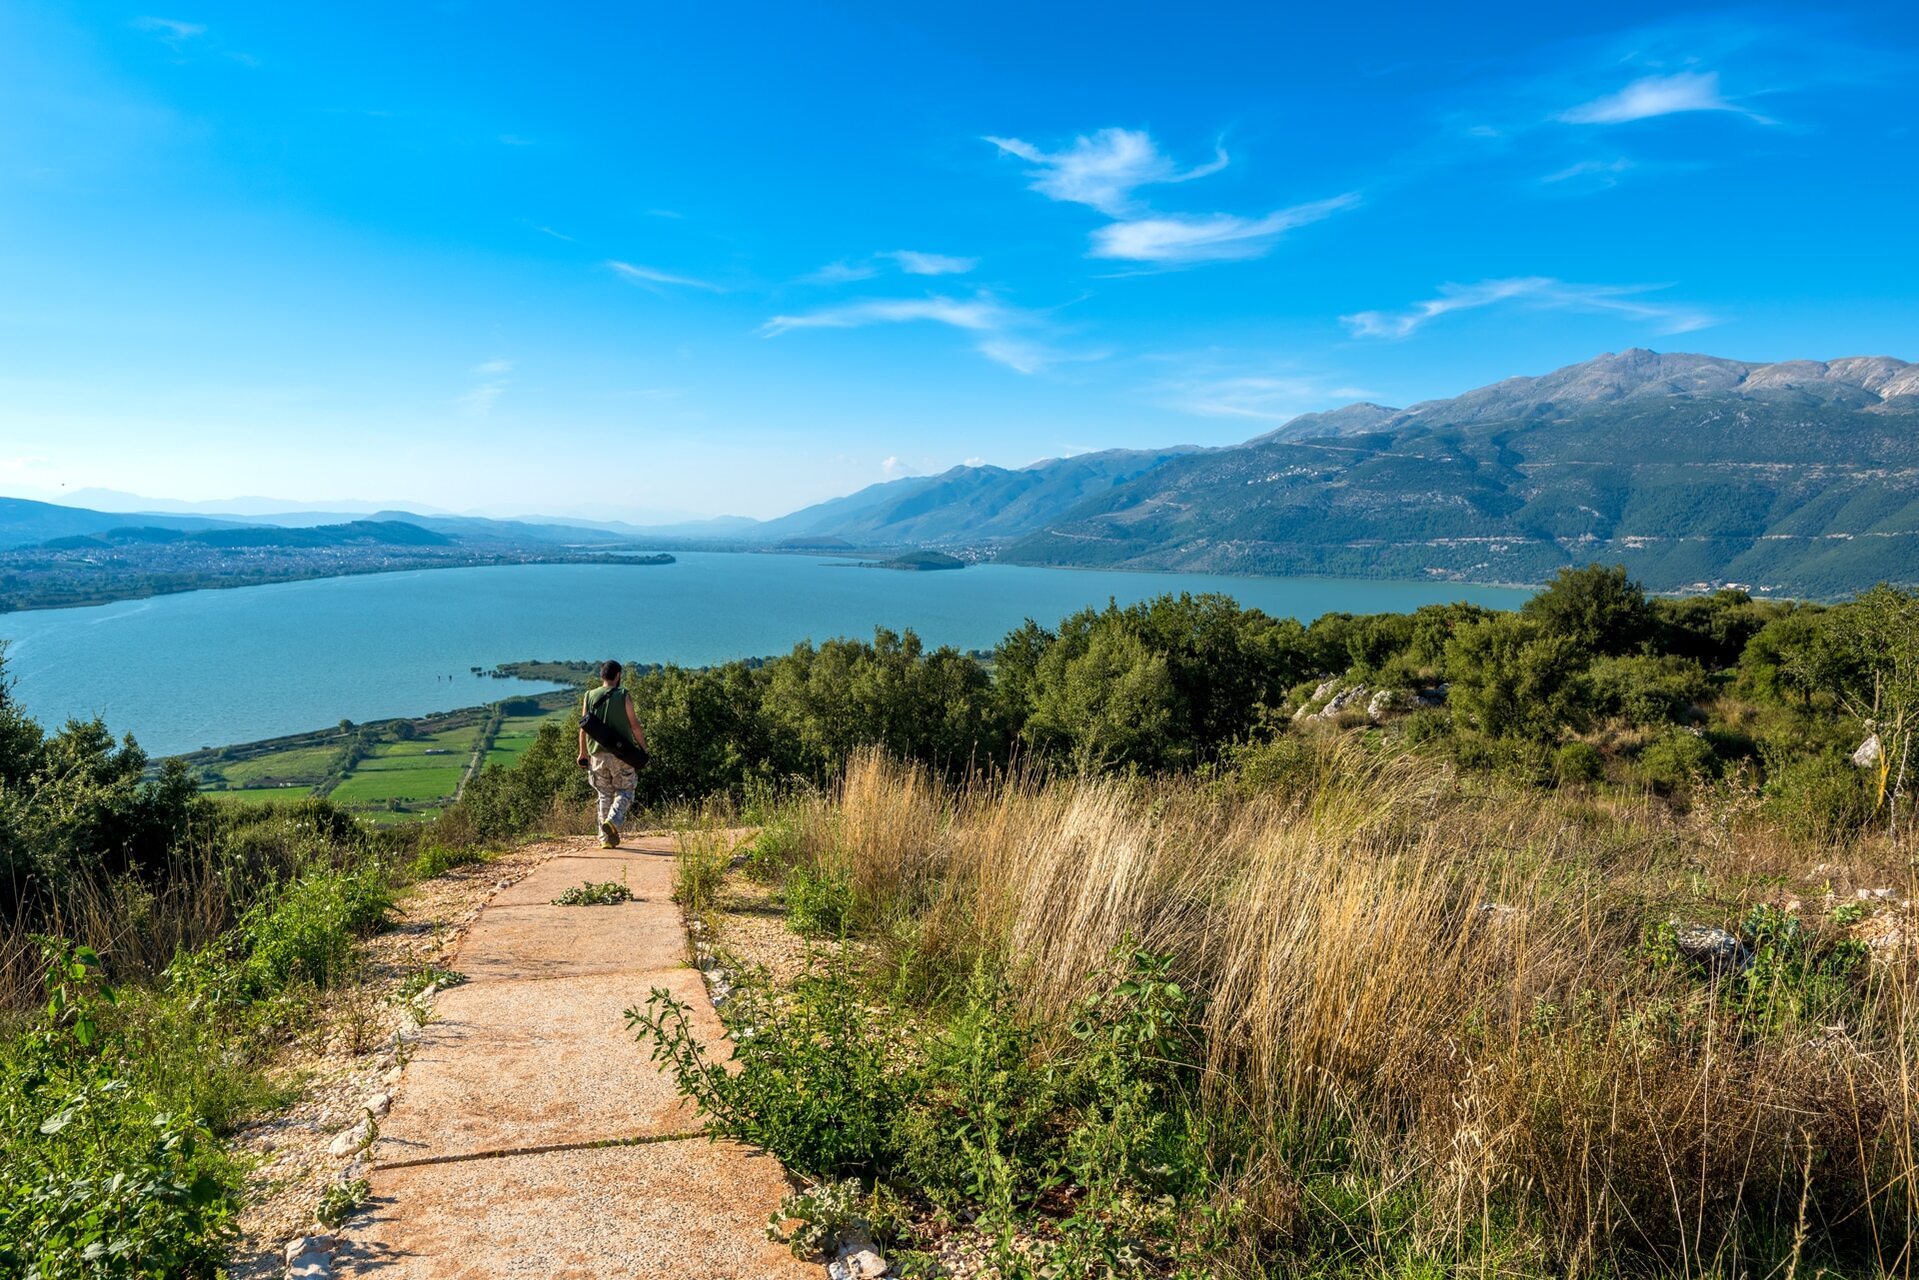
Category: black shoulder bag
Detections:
[{"x1": 580, "y1": 688, "x2": 650, "y2": 771}]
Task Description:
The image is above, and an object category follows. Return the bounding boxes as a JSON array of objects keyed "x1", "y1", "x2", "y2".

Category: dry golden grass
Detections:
[{"x1": 796, "y1": 743, "x2": 1919, "y2": 1276}]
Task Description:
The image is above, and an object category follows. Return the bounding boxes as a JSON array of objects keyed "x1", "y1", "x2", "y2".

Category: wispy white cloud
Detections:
[
  {"x1": 761, "y1": 295, "x2": 1080, "y2": 374},
  {"x1": 605, "y1": 260, "x2": 723, "y2": 292},
  {"x1": 1090, "y1": 194, "x2": 1360, "y2": 263},
  {"x1": 882, "y1": 250, "x2": 978, "y2": 276},
  {"x1": 1147, "y1": 353, "x2": 1378, "y2": 423},
  {"x1": 799, "y1": 252, "x2": 976, "y2": 284},
  {"x1": 1342, "y1": 277, "x2": 1714, "y2": 339},
  {"x1": 529, "y1": 223, "x2": 574, "y2": 242},
  {"x1": 460, "y1": 358, "x2": 513, "y2": 415},
  {"x1": 1541, "y1": 157, "x2": 1634, "y2": 185},
  {"x1": 799, "y1": 260, "x2": 880, "y2": 285},
  {"x1": 1558, "y1": 71, "x2": 1772, "y2": 125},
  {"x1": 133, "y1": 16, "x2": 205, "y2": 45},
  {"x1": 763, "y1": 296, "x2": 1010, "y2": 336},
  {"x1": 880, "y1": 456, "x2": 915, "y2": 479},
  {"x1": 990, "y1": 127, "x2": 1353, "y2": 267},
  {"x1": 985, "y1": 128, "x2": 1226, "y2": 217}
]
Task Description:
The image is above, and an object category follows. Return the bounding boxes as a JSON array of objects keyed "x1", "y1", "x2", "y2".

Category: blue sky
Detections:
[{"x1": 1, "y1": 2, "x2": 1914, "y2": 521}]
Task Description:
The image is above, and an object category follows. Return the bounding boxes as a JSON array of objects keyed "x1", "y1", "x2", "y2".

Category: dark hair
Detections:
[{"x1": 600, "y1": 660, "x2": 623, "y2": 682}]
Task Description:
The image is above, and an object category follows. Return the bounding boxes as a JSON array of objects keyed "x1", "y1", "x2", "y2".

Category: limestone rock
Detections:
[
  {"x1": 1671, "y1": 923, "x2": 1752, "y2": 975},
  {"x1": 1367, "y1": 688, "x2": 1407, "y2": 721},
  {"x1": 829, "y1": 1246, "x2": 889, "y2": 1279},
  {"x1": 1853, "y1": 734, "x2": 1882, "y2": 767},
  {"x1": 362, "y1": 1091, "x2": 392, "y2": 1118},
  {"x1": 284, "y1": 1234, "x2": 334, "y2": 1278},
  {"x1": 328, "y1": 1118, "x2": 372, "y2": 1157}
]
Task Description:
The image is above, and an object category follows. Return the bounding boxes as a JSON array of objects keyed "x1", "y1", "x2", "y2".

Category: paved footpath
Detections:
[{"x1": 337, "y1": 835, "x2": 811, "y2": 1279}]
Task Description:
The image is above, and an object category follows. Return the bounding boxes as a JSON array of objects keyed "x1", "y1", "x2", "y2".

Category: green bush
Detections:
[
  {"x1": 1761, "y1": 752, "x2": 1876, "y2": 840},
  {"x1": 406, "y1": 842, "x2": 488, "y2": 881},
  {"x1": 1554, "y1": 741, "x2": 1604, "y2": 785},
  {"x1": 0, "y1": 944, "x2": 241, "y2": 1280},
  {"x1": 1588, "y1": 654, "x2": 1712, "y2": 726},
  {"x1": 744, "y1": 818, "x2": 805, "y2": 884},
  {"x1": 235, "y1": 863, "x2": 391, "y2": 998},
  {"x1": 784, "y1": 863, "x2": 854, "y2": 937},
  {"x1": 1637, "y1": 730, "x2": 1719, "y2": 793},
  {"x1": 672, "y1": 836, "x2": 729, "y2": 914},
  {"x1": 552, "y1": 880, "x2": 632, "y2": 907},
  {"x1": 895, "y1": 966, "x2": 1057, "y2": 1210},
  {"x1": 629, "y1": 956, "x2": 901, "y2": 1176}
]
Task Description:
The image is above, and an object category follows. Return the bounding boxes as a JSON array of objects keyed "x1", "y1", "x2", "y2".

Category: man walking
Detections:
[{"x1": 577, "y1": 660, "x2": 647, "y2": 848}]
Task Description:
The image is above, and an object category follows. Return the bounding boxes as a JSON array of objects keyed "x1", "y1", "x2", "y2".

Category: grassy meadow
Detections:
[{"x1": 663, "y1": 748, "x2": 1916, "y2": 1277}]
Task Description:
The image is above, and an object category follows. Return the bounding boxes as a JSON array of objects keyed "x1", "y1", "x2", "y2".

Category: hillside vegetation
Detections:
[{"x1": 4, "y1": 565, "x2": 1918, "y2": 1276}]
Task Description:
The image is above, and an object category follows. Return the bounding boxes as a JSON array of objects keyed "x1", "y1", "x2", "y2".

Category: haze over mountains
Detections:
[{"x1": 4, "y1": 351, "x2": 1915, "y2": 599}]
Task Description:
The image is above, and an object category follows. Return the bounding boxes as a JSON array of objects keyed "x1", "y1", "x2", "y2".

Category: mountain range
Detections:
[
  {"x1": 747, "y1": 349, "x2": 1919, "y2": 597},
  {"x1": 5, "y1": 350, "x2": 1915, "y2": 597}
]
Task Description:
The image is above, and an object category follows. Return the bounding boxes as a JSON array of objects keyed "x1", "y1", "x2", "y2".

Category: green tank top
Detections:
[{"x1": 584, "y1": 686, "x2": 636, "y2": 754}]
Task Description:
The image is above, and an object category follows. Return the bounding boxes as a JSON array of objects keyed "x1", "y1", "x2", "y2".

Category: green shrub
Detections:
[
  {"x1": 1730, "y1": 904, "x2": 1869, "y2": 1034},
  {"x1": 1637, "y1": 729, "x2": 1718, "y2": 793},
  {"x1": 745, "y1": 818, "x2": 805, "y2": 884},
  {"x1": 1588, "y1": 654, "x2": 1712, "y2": 726},
  {"x1": 765, "y1": 1177, "x2": 909, "y2": 1260},
  {"x1": 235, "y1": 863, "x2": 391, "y2": 998},
  {"x1": 895, "y1": 966, "x2": 1055, "y2": 1210},
  {"x1": 784, "y1": 863, "x2": 854, "y2": 937},
  {"x1": 672, "y1": 835, "x2": 729, "y2": 913},
  {"x1": 629, "y1": 956, "x2": 901, "y2": 1177},
  {"x1": 406, "y1": 842, "x2": 488, "y2": 881},
  {"x1": 552, "y1": 880, "x2": 632, "y2": 907},
  {"x1": 1761, "y1": 752, "x2": 1875, "y2": 840},
  {"x1": 314, "y1": 1177, "x2": 370, "y2": 1230},
  {"x1": 0, "y1": 944, "x2": 241, "y2": 1280},
  {"x1": 1553, "y1": 741, "x2": 1604, "y2": 785}
]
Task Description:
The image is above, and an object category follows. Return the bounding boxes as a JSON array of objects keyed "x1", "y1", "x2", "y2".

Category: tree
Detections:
[
  {"x1": 1522, "y1": 563, "x2": 1652, "y2": 656},
  {"x1": 1025, "y1": 628, "x2": 1177, "y2": 772},
  {"x1": 1444, "y1": 616, "x2": 1591, "y2": 741}
]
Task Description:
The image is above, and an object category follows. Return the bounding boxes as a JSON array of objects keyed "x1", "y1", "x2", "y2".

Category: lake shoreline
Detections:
[
  {"x1": 0, "y1": 553, "x2": 1534, "y2": 756},
  {"x1": 0, "y1": 550, "x2": 677, "y2": 615}
]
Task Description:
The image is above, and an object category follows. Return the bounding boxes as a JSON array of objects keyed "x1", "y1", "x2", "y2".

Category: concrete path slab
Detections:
[
  {"x1": 453, "y1": 903, "x2": 688, "y2": 982},
  {"x1": 373, "y1": 969, "x2": 720, "y2": 1162},
  {"x1": 336, "y1": 835, "x2": 808, "y2": 1280},
  {"x1": 337, "y1": 1139, "x2": 805, "y2": 1279},
  {"x1": 490, "y1": 847, "x2": 674, "y2": 909}
]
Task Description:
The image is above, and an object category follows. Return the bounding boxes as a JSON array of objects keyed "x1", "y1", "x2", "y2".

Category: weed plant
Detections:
[
  {"x1": 672, "y1": 826, "x2": 731, "y2": 913},
  {"x1": 783, "y1": 863, "x2": 853, "y2": 937},
  {"x1": 552, "y1": 880, "x2": 632, "y2": 907}
]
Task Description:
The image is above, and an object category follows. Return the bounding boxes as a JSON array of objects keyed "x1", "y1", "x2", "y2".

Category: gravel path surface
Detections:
[{"x1": 331, "y1": 834, "x2": 809, "y2": 1279}]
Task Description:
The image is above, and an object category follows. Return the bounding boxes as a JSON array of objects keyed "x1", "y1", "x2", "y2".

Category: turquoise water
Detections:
[{"x1": 0, "y1": 553, "x2": 1530, "y2": 757}]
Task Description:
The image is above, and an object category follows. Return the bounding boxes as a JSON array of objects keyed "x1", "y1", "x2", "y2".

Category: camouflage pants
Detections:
[{"x1": 588, "y1": 754, "x2": 637, "y2": 828}]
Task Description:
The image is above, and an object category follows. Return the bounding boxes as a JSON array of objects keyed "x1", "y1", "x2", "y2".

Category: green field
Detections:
[
  {"x1": 484, "y1": 709, "x2": 565, "y2": 769},
  {"x1": 186, "y1": 692, "x2": 578, "y2": 824},
  {"x1": 206, "y1": 784, "x2": 315, "y2": 805},
  {"x1": 213, "y1": 745, "x2": 340, "y2": 786}
]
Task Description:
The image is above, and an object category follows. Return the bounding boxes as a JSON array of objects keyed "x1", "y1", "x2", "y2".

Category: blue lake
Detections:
[{"x1": 0, "y1": 553, "x2": 1530, "y2": 756}]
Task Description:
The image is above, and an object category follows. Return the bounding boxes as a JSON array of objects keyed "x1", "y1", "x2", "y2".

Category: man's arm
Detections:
[
  {"x1": 625, "y1": 698, "x2": 647, "y2": 748},
  {"x1": 577, "y1": 692, "x2": 589, "y2": 763}
]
